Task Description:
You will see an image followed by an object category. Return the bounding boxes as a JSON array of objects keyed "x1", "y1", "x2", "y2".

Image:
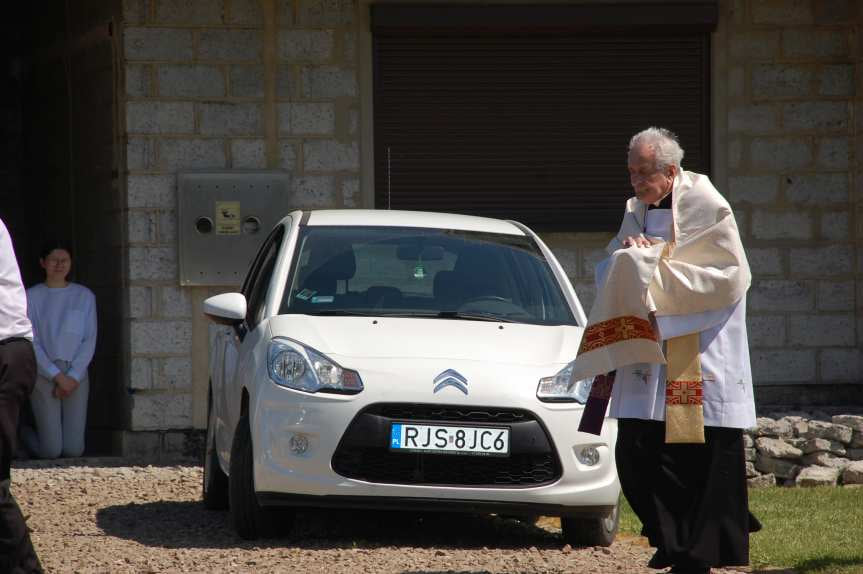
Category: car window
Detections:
[
  {"x1": 244, "y1": 226, "x2": 284, "y2": 327},
  {"x1": 279, "y1": 226, "x2": 576, "y2": 326}
]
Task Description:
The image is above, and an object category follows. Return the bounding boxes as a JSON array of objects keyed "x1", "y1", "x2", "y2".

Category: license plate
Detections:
[{"x1": 389, "y1": 423, "x2": 510, "y2": 456}]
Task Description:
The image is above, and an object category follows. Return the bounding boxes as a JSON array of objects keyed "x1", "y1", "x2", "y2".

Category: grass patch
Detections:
[{"x1": 618, "y1": 486, "x2": 863, "y2": 574}]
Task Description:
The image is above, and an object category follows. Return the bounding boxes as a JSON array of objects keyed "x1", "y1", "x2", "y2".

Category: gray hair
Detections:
[{"x1": 628, "y1": 127, "x2": 685, "y2": 172}]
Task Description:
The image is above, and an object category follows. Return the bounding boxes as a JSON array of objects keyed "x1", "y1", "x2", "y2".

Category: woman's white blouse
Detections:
[{"x1": 26, "y1": 283, "x2": 97, "y2": 382}]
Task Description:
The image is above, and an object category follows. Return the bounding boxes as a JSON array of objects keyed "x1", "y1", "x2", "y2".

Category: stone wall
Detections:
[{"x1": 120, "y1": 0, "x2": 359, "y2": 444}]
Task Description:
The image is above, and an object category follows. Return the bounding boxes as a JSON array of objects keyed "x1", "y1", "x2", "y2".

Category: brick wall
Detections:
[{"x1": 120, "y1": 0, "x2": 359, "y2": 441}]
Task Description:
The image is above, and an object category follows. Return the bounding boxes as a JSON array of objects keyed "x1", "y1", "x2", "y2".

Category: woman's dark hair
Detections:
[{"x1": 39, "y1": 239, "x2": 74, "y2": 260}]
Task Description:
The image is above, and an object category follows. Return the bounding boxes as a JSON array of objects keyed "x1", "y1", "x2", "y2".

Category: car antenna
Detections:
[{"x1": 387, "y1": 146, "x2": 392, "y2": 210}]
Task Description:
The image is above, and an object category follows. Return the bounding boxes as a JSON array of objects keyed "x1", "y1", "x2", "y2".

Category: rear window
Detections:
[{"x1": 279, "y1": 226, "x2": 576, "y2": 326}]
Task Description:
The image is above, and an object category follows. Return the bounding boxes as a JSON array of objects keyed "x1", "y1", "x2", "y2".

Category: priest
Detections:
[{"x1": 574, "y1": 127, "x2": 757, "y2": 574}]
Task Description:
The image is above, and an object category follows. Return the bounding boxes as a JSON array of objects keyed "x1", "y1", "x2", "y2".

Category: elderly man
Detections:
[
  {"x1": 573, "y1": 128, "x2": 756, "y2": 574},
  {"x1": 0, "y1": 217, "x2": 43, "y2": 573}
]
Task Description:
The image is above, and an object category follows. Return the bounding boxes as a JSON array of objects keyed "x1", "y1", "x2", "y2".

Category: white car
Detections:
[{"x1": 202, "y1": 209, "x2": 620, "y2": 545}]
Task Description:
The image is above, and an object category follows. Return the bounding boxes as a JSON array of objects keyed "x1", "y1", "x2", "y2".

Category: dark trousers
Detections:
[
  {"x1": 0, "y1": 338, "x2": 43, "y2": 574},
  {"x1": 616, "y1": 418, "x2": 749, "y2": 570}
]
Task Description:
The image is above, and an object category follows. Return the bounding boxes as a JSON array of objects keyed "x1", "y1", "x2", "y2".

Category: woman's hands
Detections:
[{"x1": 52, "y1": 372, "x2": 80, "y2": 399}]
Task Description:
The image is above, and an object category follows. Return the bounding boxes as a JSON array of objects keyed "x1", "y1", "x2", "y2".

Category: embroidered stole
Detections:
[{"x1": 664, "y1": 333, "x2": 705, "y2": 443}]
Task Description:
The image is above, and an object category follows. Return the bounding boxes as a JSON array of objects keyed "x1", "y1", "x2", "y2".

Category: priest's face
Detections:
[{"x1": 628, "y1": 143, "x2": 675, "y2": 205}]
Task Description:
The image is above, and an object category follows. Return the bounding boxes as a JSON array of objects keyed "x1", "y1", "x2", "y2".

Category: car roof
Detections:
[{"x1": 298, "y1": 209, "x2": 526, "y2": 236}]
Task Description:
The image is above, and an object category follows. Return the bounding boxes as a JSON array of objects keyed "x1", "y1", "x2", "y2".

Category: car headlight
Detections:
[
  {"x1": 537, "y1": 362, "x2": 592, "y2": 404},
  {"x1": 268, "y1": 338, "x2": 363, "y2": 394}
]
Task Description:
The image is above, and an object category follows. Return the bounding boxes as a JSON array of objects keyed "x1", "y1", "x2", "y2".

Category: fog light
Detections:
[
  {"x1": 289, "y1": 433, "x2": 309, "y2": 455},
  {"x1": 577, "y1": 446, "x2": 600, "y2": 466}
]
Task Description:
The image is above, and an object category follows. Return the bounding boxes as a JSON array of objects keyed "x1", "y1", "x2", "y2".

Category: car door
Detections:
[{"x1": 216, "y1": 225, "x2": 286, "y2": 461}]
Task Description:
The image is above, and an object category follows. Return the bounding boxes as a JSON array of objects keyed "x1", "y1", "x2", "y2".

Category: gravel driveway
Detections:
[{"x1": 12, "y1": 458, "x2": 749, "y2": 573}]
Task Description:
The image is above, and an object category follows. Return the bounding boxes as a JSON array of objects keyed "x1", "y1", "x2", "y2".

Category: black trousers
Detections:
[
  {"x1": 616, "y1": 418, "x2": 749, "y2": 570},
  {"x1": 0, "y1": 338, "x2": 43, "y2": 574}
]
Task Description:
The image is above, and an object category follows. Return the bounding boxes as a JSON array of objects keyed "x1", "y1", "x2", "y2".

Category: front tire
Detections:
[
  {"x1": 202, "y1": 392, "x2": 229, "y2": 510},
  {"x1": 561, "y1": 502, "x2": 619, "y2": 547},
  {"x1": 228, "y1": 414, "x2": 291, "y2": 539}
]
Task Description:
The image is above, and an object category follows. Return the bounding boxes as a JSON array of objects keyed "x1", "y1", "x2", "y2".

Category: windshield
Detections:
[{"x1": 280, "y1": 226, "x2": 577, "y2": 325}]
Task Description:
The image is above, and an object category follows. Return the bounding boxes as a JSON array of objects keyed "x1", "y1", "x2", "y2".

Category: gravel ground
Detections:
[{"x1": 11, "y1": 458, "x2": 755, "y2": 574}]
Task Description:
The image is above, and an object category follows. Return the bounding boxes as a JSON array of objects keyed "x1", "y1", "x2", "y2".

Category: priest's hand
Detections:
[{"x1": 623, "y1": 235, "x2": 652, "y2": 248}]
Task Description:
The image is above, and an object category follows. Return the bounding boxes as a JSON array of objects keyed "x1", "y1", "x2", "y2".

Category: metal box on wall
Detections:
[{"x1": 177, "y1": 171, "x2": 291, "y2": 286}]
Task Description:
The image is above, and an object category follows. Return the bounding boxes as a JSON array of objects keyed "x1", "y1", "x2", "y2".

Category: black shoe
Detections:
[
  {"x1": 669, "y1": 567, "x2": 710, "y2": 574},
  {"x1": 647, "y1": 549, "x2": 671, "y2": 569}
]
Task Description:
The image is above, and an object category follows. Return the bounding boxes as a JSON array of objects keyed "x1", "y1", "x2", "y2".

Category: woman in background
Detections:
[{"x1": 22, "y1": 240, "x2": 96, "y2": 458}]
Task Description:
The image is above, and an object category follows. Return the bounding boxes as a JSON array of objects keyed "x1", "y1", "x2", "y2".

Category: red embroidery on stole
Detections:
[{"x1": 578, "y1": 316, "x2": 657, "y2": 354}]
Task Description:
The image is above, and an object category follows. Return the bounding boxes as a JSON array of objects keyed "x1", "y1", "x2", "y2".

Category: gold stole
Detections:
[{"x1": 665, "y1": 333, "x2": 705, "y2": 443}]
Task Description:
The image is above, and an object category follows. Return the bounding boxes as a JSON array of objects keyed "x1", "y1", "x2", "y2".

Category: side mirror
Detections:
[{"x1": 203, "y1": 292, "x2": 247, "y2": 325}]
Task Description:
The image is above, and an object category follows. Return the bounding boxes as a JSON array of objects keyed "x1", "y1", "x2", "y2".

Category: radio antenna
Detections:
[{"x1": 387, "y1": 146, "x2": 392, "y2": 210}]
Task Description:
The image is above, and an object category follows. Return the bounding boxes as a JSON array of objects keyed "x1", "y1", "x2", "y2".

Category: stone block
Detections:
[
  {"x1": 821, "y1": 212, "x2": 849, "y2": 241},
  {"x1": 228, "y1": 0, "x2": 263, "y2": 25},
  {"x1": 747, "y1": 315, "x2": 785, "y2": 347},
  {"x1": 728, "y1": 138, "x2": 742, "y2": 170},
  {"x1": 817, "y1": 281, "x2": 854, "y2": 311},
  {"x1": 746, "y1": 461, "x2": 758, "y2": 477},
  {"x1": 279, "y1": 140, "x2": 298, "y2": 170},
  {"x1": 130, "y1": 392, "x2": 193, "y2": 430},
  {"x1": 746, "y1": 248, "x2": 783, "y2": 276},
  {"x1": 785, "y1": 173, "x2": 849, "y2": 204},
  {"x1": 127, "y1": 175, "x2": 175, "y2": 208},
  {"x1": 121, "y1": 430, "x2": 161, "y2": 456},
  {"x1": 349, "y1": 108, "x2": 359, "y2": 135},
  {"x1": 728, "y1": 66, "x2": 744, "y2": 100},
  {"x1": 128, "y1": 286, "x2": 152, "y2": 318},
  {"x1": 230, "y1": 65, "x2": 264, "y2": 98},
  {"x1": 277, "y1": 0, "x2": 294, "y2": 26},
  {"x1": 796, "y1": 465, "x2": 842, "y2": 486},
  {"x1": 832, "y1": 415, "x2": 863, "y2": 433},
  {"x1": 279, "y1": 30, "x2": 333, "y2": 62},
  {"x1": 750, "y1": 138, "x2": 811, "y2": 170},
  {"x1": 128, "y1": 210, "x2": 156, "y2": 243},
  {"x1": 154, "y1": 357, "x2": 192, "y2": 389},
  {"x1": 277, "y1": 65, "x2": 294, "y2": 98},
  {"x1": 815, "y1": 0, "x2": 853, "y2": 23},
  {"x1": 787, "y1": 315, "x2": 855, "y2": 347},
  {"x1": 158, "y1": 211, "x2": 177, "y2": 244},
  {"x1": 816, "y1": 137, "x2": 850, "y2": 170},
  {"x1": 158, "y1": 65, "x2": 225, "y2": 98},
  {"x1": 301, "y1": 66, "x2": 357, "y2": 98},
  {"x1": 155, "y1": 0, "x2": 224, "y2": 24},
  {"x1": 728, "y1": 175, "x2": 778, "y2": 204},
  {"x1": 303, "y1": 140, "x2": 358, "y2": 171},
  {"x1": 127, "y1": 138, "x2": 156, "y2": 171},
  {"x1": 573, "y1": 282, "x2": 596, "y2": 313},
  {"x1": 744, "y1": 434, "x2": 754, "y2": 448},
  {"x1": 819, "y1": 65, "x2": 855, "y2": 97},
  {"x1": 200, "y1": 103, "x2": 263, "y2": 137},
  {"x1": 729, "y1": 31, "x2": 779, "y2": 61},
  {"x1": 843, "y1": 460, "x2": 863, "y2": 484},
  {"x1": 296, "y1": 0, "x2": 354, "y2": 26},
  {"x1": 822, "y1": 349, "x2": 862, "y2": 383},
  {"x1": 125, "y1": 64, "x2": 151, "y2": 97},
  {"x1": 231, "y1": 139, "x2": 266, "y2": 169},
  {"x1": 751, "y1": 210, "x2": 811, "y2": 240},
  {"x1": 341, "y1": 177, "x2": 359, "y2": 207},
  {"x1": 729, "y1": 105, "x2": 778, "y2": 134},
  {"x1": 130, "y1": 357, "x2": 152, "y2": 390},
  {"x1": 129, "y1": 247, "x2": 177, "y2": 281},
  {"x1": 847, "y1": 449, "x2": 863, "y2": 461},
  {"x1": 755, "y1": 453, "x2": 802, "y2": 479},
  {"x1": 782, "y1": 29, "x2": 848, "y2": 58},
  {"x1": 802, "y1": 452, "x2": 850, "y2": 469},
  {"x1": 790, "y1": 245, "x2": 853, "y2": 276},
  {"x1": 344, "y1": 30, "x2": 356, "y2": 63},
  {"x1": 756, "y1": 437, "x2": 802, "y2": 459},
  {"x1": 279, "y1": 102, "x2": 335, "y2": 135},
  {"x1": 582, "y1": 247, "x2": 609, "y2": 280},
  {"x1": 802, "y1": 437, "x2": 844, "y2": 455},
  {"x1": 804, "y1": 420, "x2": 854, "y2": 444},
  {"x1": 749, "y1": 280, "x2": 814, "y2": 312},
  {"x1": 751, "y1": 349, "x2": 816, "y2": 382},
  {"x1": 158, "y1": 139, "x2": 227, "y2": 170},
  {"x1": 123, "y1": 0, "x2": 147, "y2": 24},
  {"x1": 125, "y1": 28, "x2": 194, "y2": 61},
  {"x1": 291, "y1": 176, "x2": 336, "y2": 207},
  {"x1": 783, "y1": 102, "x2": 848, "y2": 132},
  {"x1": 745, "y1": 448, "x2": 756, "y2": 462},
  {"x1": 160, "y1": 286, "x2": 191, "y2": 317},
  {"x1": 130, "y1": 320, "x2": 192, "y2": 355},
  {"x1": 756, "y1": 417, "x2": 794, "y2": 439},
  {"x1": 748, "y1": 473, "x2": 776, "y2": 488},
  {"x1": 127, "y1": 102, "x2": 195, "y2": 134},
  {"x1": 198, "y1": 30, "x2": 262, "y2": 62},
  {"x1": 752, "y1": 65, "x2": 813, "y2": 99},
  {"x1": 752, "y1": 0, "x2": 812, "y2": 23}
]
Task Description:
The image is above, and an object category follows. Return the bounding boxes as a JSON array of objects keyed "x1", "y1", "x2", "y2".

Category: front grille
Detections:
[{"x1": 331, "y1": 403, "x2": 561, "y2": 488}]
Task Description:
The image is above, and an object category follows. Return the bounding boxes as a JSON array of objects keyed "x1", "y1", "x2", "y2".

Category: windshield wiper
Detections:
[
  {"x1": 301, "y1": 310, "x2": 378, "y2": 317},
  {"x1": 435, "y1": 311, "x2": 518, "y2": 323}
]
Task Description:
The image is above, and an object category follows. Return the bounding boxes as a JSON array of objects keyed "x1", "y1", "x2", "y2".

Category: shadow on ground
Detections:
[
  {"x1": 96, "y1": 501, "x2": 564, "y2": 551},
  {"x1": 13, "y1": 456, "x2": 199, "y2": 470}
]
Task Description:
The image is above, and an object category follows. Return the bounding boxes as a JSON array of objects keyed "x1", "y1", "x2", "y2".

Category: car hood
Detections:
[{"x1": 268, "y1": 315, "x2": 583, "y2": 367}]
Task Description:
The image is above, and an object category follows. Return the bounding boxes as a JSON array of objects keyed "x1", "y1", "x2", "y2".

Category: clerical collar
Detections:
[{"x1": 647, "y1": 192, "x2": 672, "y2": 210}]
